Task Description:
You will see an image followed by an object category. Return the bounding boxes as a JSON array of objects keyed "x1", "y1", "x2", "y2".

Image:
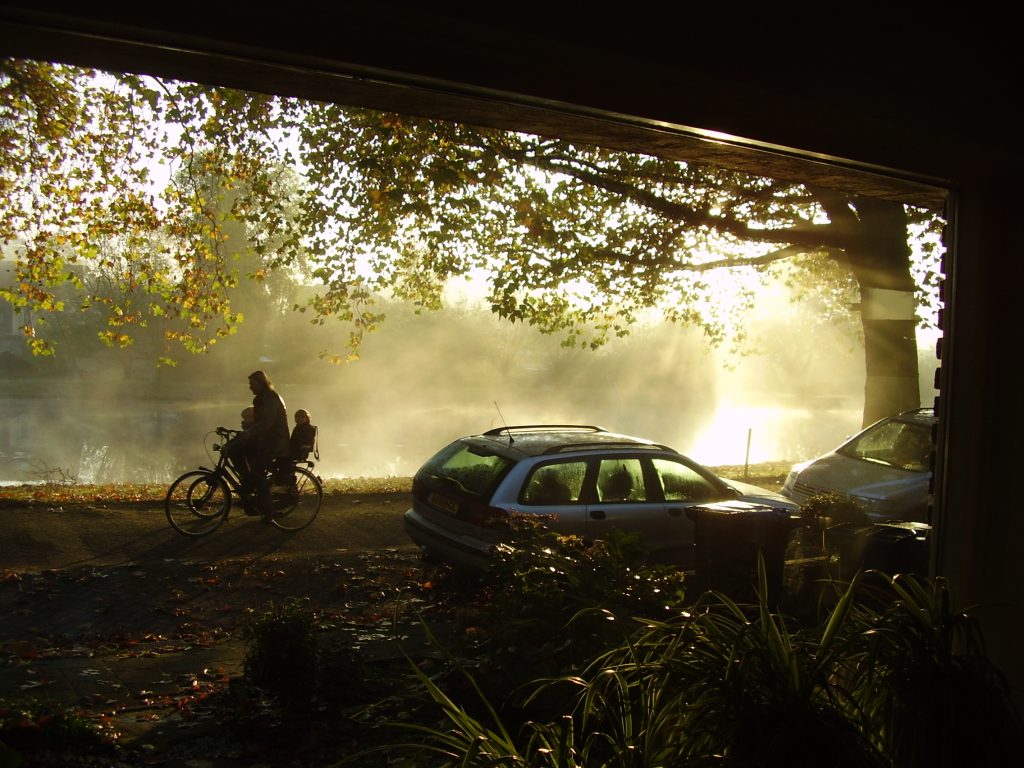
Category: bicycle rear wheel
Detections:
[
  {"x1": 269, "y1": 466, "x2": 322, "y2": 532},
  {"x1": 166, "y1": 470, "x2": 230, "y2": 536}
]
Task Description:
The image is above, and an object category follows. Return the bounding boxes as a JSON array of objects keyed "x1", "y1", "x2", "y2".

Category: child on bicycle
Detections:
[
  {"x1": 290, "y1": 409, "x2": 317, "y2": 461},
  {"x1": 226, "y1": 407, "x2": 258, "y2": 488}
]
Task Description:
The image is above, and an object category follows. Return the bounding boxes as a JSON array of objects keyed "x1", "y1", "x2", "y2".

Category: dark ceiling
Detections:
[{"x1": 1, "y1": 4, "x2": 1016, "y2": 211}]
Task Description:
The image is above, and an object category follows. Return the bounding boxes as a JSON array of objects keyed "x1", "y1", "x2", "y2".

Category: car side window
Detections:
[
  {"x1": 596, "y1": 459, "x2": 646, "y2": 503},
  {"x1": 653, "y1": 458, "x2": 719, "y2": 502},
  {"x1": 521, "y1": 461, "x2": 585, "y2": 505}
]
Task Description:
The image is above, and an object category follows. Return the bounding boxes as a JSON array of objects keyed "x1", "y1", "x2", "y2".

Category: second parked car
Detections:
[
  {"x1": 781, "y1": 408, "x2": 935, "y2": 523},
  {"x1": 403, "y1": 424, "x2": 799, "y2": 569}
]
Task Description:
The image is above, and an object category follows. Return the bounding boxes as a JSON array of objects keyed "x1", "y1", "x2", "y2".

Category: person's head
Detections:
[
  {"x1": 248, "y1": 370, "x2": 272, "y2": 395},
  {"x1": 241, "y1": 406, "x2": 255, "y2": 428},
  {"x1": 295, "y1": 409, "x2": 311, "y2": 425}
]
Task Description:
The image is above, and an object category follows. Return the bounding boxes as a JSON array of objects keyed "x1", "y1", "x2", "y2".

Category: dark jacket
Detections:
[
  {"x1": 290, "y1": 422, "x2": 317, "y2": 460},
  {"x1": 251, "y1": 388, "x2": 290, "y2": 461}
]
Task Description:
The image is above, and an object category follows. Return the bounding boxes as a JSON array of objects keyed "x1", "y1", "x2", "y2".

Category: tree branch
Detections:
[
  {"x1": 502, "y1": 144, "x2": 849, "y2": 251},
  {"x1": 589, "y1": 243, "x2": 819, "y2": 272}
]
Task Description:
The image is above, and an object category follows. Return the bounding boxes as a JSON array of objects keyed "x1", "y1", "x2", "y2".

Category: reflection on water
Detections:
[
  {"x1": 77, "y1": 445, "x2": 111, "y2": 484},
  {"x1": 0, "y1": 396, "x2": 235, "y2": 486},
  {"x1": 686, "y1": 400, "x2": 861, "y2": 467}
]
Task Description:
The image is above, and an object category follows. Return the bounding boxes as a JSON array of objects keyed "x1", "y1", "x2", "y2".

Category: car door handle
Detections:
[
  {"x1": 667, "y1": 507, "x2": 684, "y2": 517},
  {"x1": 590, "y1": 509, "x2": 606, "y2": 520}
]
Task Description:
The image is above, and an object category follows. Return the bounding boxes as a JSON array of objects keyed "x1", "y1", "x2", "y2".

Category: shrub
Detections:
[
  {"x1": 429, "y1": 521, "x2": 687, "y2": 721},
  {"x1": 395, "y1": 566, "x2": 1024, "y2": 767},
  {"x1": 802, "y1": 491, "x2": 867, "y2": 525},
  {"x1": 243, "y1": 599, "x2": 320, "y2": 707},
  {"x1": 0, "y1": 697, "x2": 116, "y2": 761},
  {"x1": 317, "y1": 634, "x2": 380, "y2": 706}
]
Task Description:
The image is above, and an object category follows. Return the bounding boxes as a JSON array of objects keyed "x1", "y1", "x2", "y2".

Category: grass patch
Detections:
[
  {"x1": 0, "y1": 476, "x2": 414, "y2": 504},
  {"x1": 0, "y1": 463, "x2": 784, "y2": 505}
]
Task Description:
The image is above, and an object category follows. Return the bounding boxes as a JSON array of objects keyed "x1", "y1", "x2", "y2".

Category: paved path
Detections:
[
  {"x1": 0, "y1": 492, "x2": 434, "y2": 766},
  {"x1": 1, "y1": 635, "x2": 248, "y2": 760},
  {"x1": 1, "y1": 491, "x2": 413, "y2": 571}
]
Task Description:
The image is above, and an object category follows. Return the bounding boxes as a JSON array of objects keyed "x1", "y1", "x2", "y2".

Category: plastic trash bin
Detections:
[
  {"x1": 685, "y1": 500, "x2": 799, "y2": 607},
  {"x1": 824, "y1": 521, "x2": 931, "y2": 581}
]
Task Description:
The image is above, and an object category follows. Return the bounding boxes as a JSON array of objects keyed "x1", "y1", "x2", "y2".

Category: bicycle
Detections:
[{"x1": 165, "y1": 426, "x2": 323, "y2": 536}]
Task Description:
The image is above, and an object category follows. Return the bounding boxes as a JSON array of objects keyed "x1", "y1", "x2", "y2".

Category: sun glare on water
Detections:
[{"x1": 686, "y1": 404, "x2": 780, "y2": 466}]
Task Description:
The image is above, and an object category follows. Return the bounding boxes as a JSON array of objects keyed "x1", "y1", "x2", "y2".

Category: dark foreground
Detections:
[
  {"x1": 0, "y1": 469, "x2": 793, "y2": 766},
  {"x1": 0, "y1": 491, "x2": 451, "y2": 766}
]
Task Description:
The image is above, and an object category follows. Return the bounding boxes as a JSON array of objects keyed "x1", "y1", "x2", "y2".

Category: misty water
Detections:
[{"x1": 0, "y1": 293, "x2": 939, "y2": 486}]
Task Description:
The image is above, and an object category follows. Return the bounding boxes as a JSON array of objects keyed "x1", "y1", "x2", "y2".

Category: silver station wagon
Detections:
[{"x1": 403, "y1": 425, "x2": 798, "y2": 569}]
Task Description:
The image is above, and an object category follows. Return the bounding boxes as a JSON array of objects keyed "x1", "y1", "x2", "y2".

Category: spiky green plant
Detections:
[
  {"x1": 372, "y1": 559, "x2": 1023, "y2": 768},
  {"x1": 839, "y1": 573, "x2": 1024, "y2": 767},
  {"x1": 540, "y1": 560, "x2": 883, "y2": 767}
]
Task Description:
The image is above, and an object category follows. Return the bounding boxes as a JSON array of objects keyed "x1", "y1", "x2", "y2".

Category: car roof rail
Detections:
[
  {"x1": 542, "y1": 441, "x2": 679, "y2": 455},
  {"x1": 481, "y1": 424, "x2": 608, "y2": 437}
]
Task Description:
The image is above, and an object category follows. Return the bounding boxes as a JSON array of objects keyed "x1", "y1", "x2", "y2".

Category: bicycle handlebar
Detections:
[{"x1": 212, "y1": 426, "x2": 242, "y2": 453}]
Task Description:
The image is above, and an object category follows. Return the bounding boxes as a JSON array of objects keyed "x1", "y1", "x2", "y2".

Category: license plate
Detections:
[{"x1": 428, "y1": 491, "x2": 460, "y2": 516}]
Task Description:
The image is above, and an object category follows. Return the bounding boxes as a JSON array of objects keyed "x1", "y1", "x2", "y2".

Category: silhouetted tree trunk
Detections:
[{"x1": 822, "y1": 194, "x2": 921, "y2": 426}]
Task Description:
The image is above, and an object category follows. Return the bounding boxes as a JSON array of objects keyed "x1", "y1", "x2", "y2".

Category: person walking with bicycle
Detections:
[{"x1": 227, "y1": 370, "x2": 290, "y2": 519}]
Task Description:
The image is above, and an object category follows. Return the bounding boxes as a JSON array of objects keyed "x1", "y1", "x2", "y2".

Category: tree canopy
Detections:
[{"x1": 0, "y1": 58, "x2": 943, "y2": 424}]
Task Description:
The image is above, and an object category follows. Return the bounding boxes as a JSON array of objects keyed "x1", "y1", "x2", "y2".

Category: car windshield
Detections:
[
  {"x1": 420, "y1": 441, "x2": 516, "y2": 497},
  {"x1": 837, "y1": 419, "x2": 931, "y2": 472}
]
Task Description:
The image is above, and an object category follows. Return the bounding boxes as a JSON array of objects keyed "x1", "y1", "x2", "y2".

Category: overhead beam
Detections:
[{"x1": 0, "y1": 15, "x2": 949, "y2": 210}]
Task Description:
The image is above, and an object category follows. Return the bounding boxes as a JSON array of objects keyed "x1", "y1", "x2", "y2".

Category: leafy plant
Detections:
[
  {"x1": 802, "y1": 492, "x2": 867, "y2": 526},
  {"x1": 537, "y1": 562, "x2": 882, "y2": 768},
  {"x1": 317, "y1": 634, "x2": 382, "y2": 706},
  {"x1": 443, "y1": 522, "x2": 687, "y2": 717},
  {"x1": 243, "y1": 599, "x2": 320, "y2": 707},
  {"x1": 0, "y1": 697, "x2": 116, "y2": 762},
  {"x1": 390, "y1": 563, "x2": 1023, "y2": 767},
  {"x1": 840, "y1": 574, "x2": 1024, "y2": 767}
]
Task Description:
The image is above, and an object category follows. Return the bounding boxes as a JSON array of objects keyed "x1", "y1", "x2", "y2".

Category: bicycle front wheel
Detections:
[
  {"x1": 166, "y1": 470, "x2": 230, "y2": 536},
  {"x1": 269, "y1": 466, "x2": 322, "y2": 532}
]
